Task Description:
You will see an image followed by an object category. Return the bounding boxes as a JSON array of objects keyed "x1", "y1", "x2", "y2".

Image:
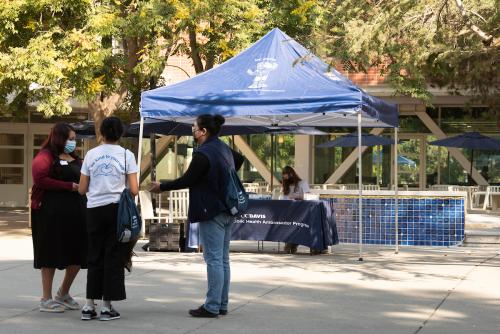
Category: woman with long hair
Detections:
[
  {"x1": 31, "y1": 122, "x2": 87, "y2": 312},
  {"x1": 281, "y1": 166, "x2": 310, "y2": 254}
]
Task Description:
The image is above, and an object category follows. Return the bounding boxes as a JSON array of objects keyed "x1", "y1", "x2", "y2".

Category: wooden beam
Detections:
[
  {"x1": 234, "y1": 135, "x2": 279, "y2": 185},
  {"x1": 326, "y1": 128, "x2": 386, "y2": 184},
  {"x1": 140, "y1": 135, "x2": 175, "y2": 182},
  {"x1": 415, "y1": 111, "x2": 488, "y2": 186}
]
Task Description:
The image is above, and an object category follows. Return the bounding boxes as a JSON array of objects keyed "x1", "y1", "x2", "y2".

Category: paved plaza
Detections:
[{"x1": 0, "y1": 209, "x2": 499, "y2": 334}]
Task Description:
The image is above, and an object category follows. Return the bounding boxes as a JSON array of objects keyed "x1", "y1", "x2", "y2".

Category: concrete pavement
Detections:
[{"x1": 0, "y1": 210, "x2": 499, "y2": 334}]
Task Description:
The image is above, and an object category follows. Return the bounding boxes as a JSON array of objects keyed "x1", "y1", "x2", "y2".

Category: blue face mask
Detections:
[{"x1": 64, "y1": 140, "x2": 76, "y2": 153}]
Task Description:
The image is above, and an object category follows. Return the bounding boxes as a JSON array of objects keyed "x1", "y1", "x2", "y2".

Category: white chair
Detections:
[
  {"x1": 363, "y1": 185, "x2": 380, "y2": 191},
  {"x1": 139, "y1": 191, "x2": 168, "y2": 236},
  {"x1": 471, "y1": 186, "x2": 488, "y2": 209},
  {"x1": 325, "y1": 184, "x2": 343, "y2": 190},
  {"x1": 431, "y1": 184, "x2": 453, "y2": 191},
  {"x1": 483, "y1": 186, "x2": 500, "y2": 211},
  {"x1": 304, "y1": 193, "x2": 320, "y2": 200},
  {"x1": 168, "y1": 189, "x2": 189, "y2": 224},
  {"x1": 244, "y1": 183, "x2": 260, "y2": 193}
]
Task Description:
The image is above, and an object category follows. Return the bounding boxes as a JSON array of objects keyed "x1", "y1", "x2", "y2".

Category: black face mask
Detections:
[{"x1": 192, "y1": 131, "x2": 201, "y2": 146}]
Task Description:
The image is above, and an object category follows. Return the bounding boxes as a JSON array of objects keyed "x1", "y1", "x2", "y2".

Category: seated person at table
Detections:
[{"x1": 281, "y1": 166, "x2": 310, "y2": 254}]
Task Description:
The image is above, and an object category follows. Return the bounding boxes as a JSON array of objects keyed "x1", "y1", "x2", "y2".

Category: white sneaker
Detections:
[
  {"x1": 54, "y1": 290, "x2": 80, "y2": 310},
  {"x1": 39, "y1": 299, "x2": 65, "y2": 313}
]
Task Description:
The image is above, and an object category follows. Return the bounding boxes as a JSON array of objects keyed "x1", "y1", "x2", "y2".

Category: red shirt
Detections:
[{"x1": 31, "y1": 150, "x2": 74, "y2": 210}]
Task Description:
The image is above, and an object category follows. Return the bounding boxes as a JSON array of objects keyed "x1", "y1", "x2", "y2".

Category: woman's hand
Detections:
[
  {"x1": 72, "y1": 183, "x2": 79, "y2": 191},
  {"x1": 149, "y1": 181, "x2": 162, "y2": 194}
]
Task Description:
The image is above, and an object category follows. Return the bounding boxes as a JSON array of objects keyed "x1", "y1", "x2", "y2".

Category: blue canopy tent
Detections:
[
  {"x1": 139, "y1": 28, "x2": 400, "y2": 259},
  {"x1": 141, "y1": 29, "x2": 397, "y2": 128}
]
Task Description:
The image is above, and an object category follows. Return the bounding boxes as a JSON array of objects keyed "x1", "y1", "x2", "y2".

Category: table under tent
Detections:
[{"x1": 139, "y1": 28, "x2": 399, "y2": 259}]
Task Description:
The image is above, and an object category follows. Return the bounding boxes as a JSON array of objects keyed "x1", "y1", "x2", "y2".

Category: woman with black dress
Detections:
[{"x1": 31, "y1": 123, "x2": 87, "y2": 313}]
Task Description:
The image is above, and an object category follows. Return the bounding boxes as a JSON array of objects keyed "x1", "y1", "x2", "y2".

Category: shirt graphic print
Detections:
[{"x1": 81, "y1": 144, "x2": 138, "y2": 208}]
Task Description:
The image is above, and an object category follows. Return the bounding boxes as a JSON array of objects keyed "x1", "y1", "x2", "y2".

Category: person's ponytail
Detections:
[{"x1": 196, "y1": 114, "x2": 225, "y2": 136}]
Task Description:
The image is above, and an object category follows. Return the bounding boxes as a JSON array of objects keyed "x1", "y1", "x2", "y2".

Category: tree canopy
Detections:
[
  {"x1": 0, "y1": 0, "x2": 498, "y2": 124},
  {"x1": 323, "y1": 0, "x2": 499, "y2": 108}
]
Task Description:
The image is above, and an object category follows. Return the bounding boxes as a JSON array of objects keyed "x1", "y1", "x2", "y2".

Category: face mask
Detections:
[
  {"x1": 64, "y1": 140, "x2": 76, "y2": 153},
  {"x1": 192, "y1": 131, "x2": 198, "y2": 144}
]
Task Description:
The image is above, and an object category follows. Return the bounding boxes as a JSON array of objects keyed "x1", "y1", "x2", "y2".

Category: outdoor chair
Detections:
[
  {"x1": 471, "y1": 185, "x2": 488, "y2": 210},
  {"x1": 139, "y1": 191, "x2": 169, "y2": 236},
  {"x1": 325, "y1": 184, "x2": 344, "y2": 190},
  {"x1": 243, "y1": 183, "x2": 260, "y2": 194},
  {"x1": 483, "y1": 186, "x2": 500, "y2": 211},
  {"x1": 168, "y1": 189, "x2": 189, "y2": 224},
  {"x1": 431, "y1": 184, "x2": 453, "y2": 191},
  {"x1": 363, "y1": 185, "x2": 380, "y2": 191}
]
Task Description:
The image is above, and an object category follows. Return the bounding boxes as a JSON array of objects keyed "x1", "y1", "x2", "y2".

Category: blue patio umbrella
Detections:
[
  {"x1": 316, "y1": 132, "x2": 393, "y2": 148},
  {"x1": 429, "y1": 132, "x2": 500, "y2": 150},
  {"x1": 429, "y1": 132, "x2": 500, "y2": 183}
]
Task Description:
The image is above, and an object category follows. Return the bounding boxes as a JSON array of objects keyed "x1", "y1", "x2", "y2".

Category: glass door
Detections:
[{"x1": 396, "y1": 135, "x2": 425, "y2": 189}]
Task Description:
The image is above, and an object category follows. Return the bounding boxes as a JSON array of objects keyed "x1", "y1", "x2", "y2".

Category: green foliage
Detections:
[
  {"x1": 177, "y1": 0, "x2": 262, "y2": 73},
  {"x1": 257, "y1": 0, "x2": 324, "y2": 50},
  {"x1": 1, "y1": 0, "x2": 497, "y2": 121},
  {"x1": 323, "y1": 0, "x2": 499, "y2": 108},
  {"x1": 0, "y1": 0, "x2": 181, "y2": 119}
]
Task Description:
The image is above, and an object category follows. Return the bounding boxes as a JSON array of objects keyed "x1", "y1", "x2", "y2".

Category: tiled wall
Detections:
[{"x1": 321, "y1": 195, "x2": 465, "y2": 246}]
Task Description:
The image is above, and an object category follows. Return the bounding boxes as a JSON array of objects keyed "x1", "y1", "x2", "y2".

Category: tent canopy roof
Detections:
[{"x1": 140, "y1": 28, "x2": 398, "y2": 128}]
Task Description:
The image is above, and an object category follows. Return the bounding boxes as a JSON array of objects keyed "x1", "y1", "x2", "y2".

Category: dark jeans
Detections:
[{"x1": 86, "y1": 203, "x2": 127, "y2": 301}]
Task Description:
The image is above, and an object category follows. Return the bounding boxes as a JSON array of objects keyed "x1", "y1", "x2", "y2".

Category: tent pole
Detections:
[
  {"x1": 357, "y1": 112, "x2": 363, "y2": 261},
  {"x1": 150, "y1": 132, "x2": 157, "y2": 216},
  {"x1": 270, "y1": 134, "x2": 274, "y2": 190},
  {"x1": 137, "y1": 116, "x2": 145, "y2": 237},
  {"x1": 394, "y1": 127, "x2": 399, "y2": 254},
  {"x1": 470, "y1": 149, "x2": 474, "y2": 186}
]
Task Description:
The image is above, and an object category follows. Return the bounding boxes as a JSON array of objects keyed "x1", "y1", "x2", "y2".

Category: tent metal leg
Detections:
[
  {"x1": 357, "y1": 112, "x2": 363, "y2": 261},
  {"x1": 137, "y1": 117, "x2": 145, "y2": 237},
  {"x1": 394, "y1": 127, "x2": 399, "y2": 254}
]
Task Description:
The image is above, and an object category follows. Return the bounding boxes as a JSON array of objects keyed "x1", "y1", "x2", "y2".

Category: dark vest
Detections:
[{"x1": 188, "y1": 136, "x2": 234, "y2": 222}]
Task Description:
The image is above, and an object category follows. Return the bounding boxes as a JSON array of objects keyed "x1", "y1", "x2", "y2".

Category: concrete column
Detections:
[{"x1": 294, "y1": 135, "x2": 313, "y2": 183}]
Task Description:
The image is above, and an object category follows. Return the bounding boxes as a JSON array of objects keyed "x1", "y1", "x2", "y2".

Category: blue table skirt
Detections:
[{"x1": 188, "y1": 199, "x2": 338, "y2": 250}]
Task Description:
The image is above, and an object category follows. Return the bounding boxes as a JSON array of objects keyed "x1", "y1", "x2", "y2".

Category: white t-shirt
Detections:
[
  {"x1": 282, "y1": 180, "x2": 310, "y2": 200},
  {"x1": 81, "y1": 144, "x2": 138, "y2": 208}
]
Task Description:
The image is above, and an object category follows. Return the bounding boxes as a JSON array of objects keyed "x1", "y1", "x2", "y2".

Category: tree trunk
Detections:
[
  {"x1": 88, "y1": 91, "x2": 126, "y2": 143},
  {"x1": 188, "y1": 25, "x2": 204, "y2": 74}
]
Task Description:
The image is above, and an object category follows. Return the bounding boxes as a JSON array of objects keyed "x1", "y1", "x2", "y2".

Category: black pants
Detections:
[{"x1": 86, "y1": 203, "x2": 127, "y2": 301}]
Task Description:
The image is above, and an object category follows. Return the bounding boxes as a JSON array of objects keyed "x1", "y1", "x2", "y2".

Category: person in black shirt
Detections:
[{"x1": 150, "y1": 114, "x2": 244, "y2": 318}]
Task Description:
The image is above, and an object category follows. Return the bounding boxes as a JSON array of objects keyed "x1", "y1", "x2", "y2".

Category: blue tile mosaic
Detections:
[{"x1": 321, "y1": 195, "x2": 465, "y2": 246}]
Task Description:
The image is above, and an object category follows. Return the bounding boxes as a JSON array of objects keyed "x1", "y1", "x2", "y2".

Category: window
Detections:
[{"x1": 0, "y1": 133, "x2": 24, "y2": 185}]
